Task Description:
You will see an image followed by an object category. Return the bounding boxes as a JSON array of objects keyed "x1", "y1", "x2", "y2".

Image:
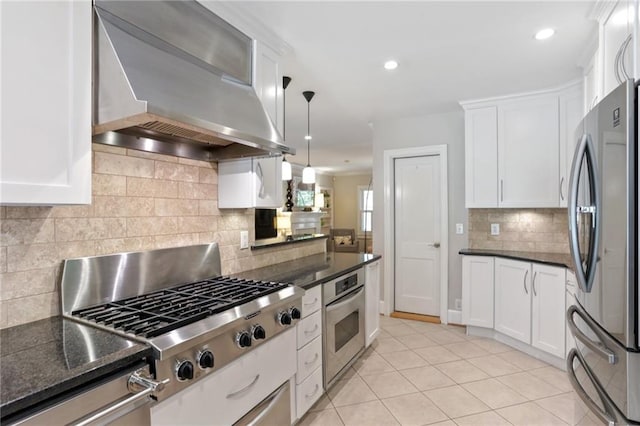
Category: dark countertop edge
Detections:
[
  {"x1": 459, "y1": 248, "x2": 573, "y2": 270},
  {"x1": 1, "y1": 347, "x2": 153, "y2": 420},
  {"x1": 297, "y1": 253, "x2": 382, "y2": 290},
  {"x1": 250, "y1": 234, "x2": 328, "y2": 250}
]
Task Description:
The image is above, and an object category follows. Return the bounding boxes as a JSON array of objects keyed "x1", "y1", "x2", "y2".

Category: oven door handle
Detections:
[
  {"x1": 226, "y1": 374, "x2": 260, "y2": 399},
  {"x1": 243, "y1": 382, "x2": 289, "y2": 426},
  {"x1": 566, "y1": 349, "x2": 616, "y2": 426},
  {"x1": 72, "y1": 370, "x2": 168, "y2": 426},
  {"x1": 567, "y1": 305, "x2": 617, "y2": 365},
  {"x1": 325, "y1": 287, "x2": 364, "y2": 313}
]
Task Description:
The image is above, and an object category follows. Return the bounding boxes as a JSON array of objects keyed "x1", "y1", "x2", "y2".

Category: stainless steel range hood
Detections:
[{"x1": 93, "y1": 1, "x2": 293, "y2": 161}]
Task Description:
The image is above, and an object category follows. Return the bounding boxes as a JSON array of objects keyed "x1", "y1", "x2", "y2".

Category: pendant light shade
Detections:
[
  {"x1": 282, "y1": 158, "x2": 292, "y2": 181},
  {"x1": 282, "y1": 76, "x2": 292, "y2": 181},
  {"x1": 302, "y1": 166, "x2": 315, "y2": 184},
  {"x1": 302, "y1": 90, "x2": 316, "y2": 184}
]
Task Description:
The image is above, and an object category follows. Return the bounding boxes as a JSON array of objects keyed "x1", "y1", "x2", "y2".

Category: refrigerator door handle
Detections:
[
  {"x1": 568, "y1": 133, "x2": 601, "y2": 293},
  {"x1": 566, "y1": 305, "x2": 617, "y2": 365},
  {"x1": 566, "y1": 349, "x2": 617, "y2": 426}
]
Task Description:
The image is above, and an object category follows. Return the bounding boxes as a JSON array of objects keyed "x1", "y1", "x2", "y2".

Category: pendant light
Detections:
[
  {"x1": 281, "y1": 76, "x2": 292, "y2": 181},
  {"x1": 302, "y1": 90, "x2": 316, "y2": 184}
]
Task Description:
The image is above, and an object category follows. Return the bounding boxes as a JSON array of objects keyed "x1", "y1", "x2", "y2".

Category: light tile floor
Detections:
[{"x1": 299, "y1": 315, "x2": 605, "y2": 426}]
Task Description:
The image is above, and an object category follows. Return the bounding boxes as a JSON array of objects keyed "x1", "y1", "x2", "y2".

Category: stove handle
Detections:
[{"x1": 73, "y1": 369, "x2": 169, "y2": 426}]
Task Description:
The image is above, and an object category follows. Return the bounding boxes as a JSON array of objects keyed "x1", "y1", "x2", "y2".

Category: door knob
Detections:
[{"x1": 431, "y1": 242, "x2": 440, "y2": 248}]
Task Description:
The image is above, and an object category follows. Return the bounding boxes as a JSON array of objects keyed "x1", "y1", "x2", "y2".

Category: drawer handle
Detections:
[
  {"x1": 303, "y1": 297, "x2": 318, "y2": 306},
  {"x1": 304, "y1": 324, "x2": 319, "y2": 335},
  {"x1": 304, "y1": 353, "x2": 319, "y2": 366},
  {"x1": 305, "y1": 384, "x2": 320, "y2": 399},
  {"x1": 226, "y1": 374, "x2": 260, "y2": 399}
]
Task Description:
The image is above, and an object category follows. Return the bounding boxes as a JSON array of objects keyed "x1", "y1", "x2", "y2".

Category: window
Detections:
[{"x1": 358, "y1": 186, "x2": 373, "y2": 233}]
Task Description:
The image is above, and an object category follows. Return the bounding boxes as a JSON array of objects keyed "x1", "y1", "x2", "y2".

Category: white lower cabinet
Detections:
[
  {"x1": 150, "y1": 329, "x2": 296, "y2": 426},
  {"x1": 365, "y1": 260, "x2": 381, "y2": 346},
  {"x1": 293, "y1": 285, "x2": 323, "y2": 421},
  {"x1": 465, "y1": 256, "x2": 567, "y2": 360},
  {"x1": 531, "y1": 263, "x2": 566, "y2": 358},
  {"x1": 494, "y1": 258, "x2": 532, "y2": 343},
  {"x1": 462, "y1": 256, "x2": 494, "y2": 328},
  {"x1": 566, "y1": 271, "x2": 578, "y2": 357}
]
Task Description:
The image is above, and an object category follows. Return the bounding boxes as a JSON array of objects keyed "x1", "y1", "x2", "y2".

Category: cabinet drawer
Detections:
[
  {"x1": 151, "y1": 329, "x2": 296, "y2": 426},
  {"x1": 301, "y1": 286, "x2": 321, "y2": 317},
  {"x1": 296, "y1": 336, "x2": 322, "y2": 384},
  {"x1": 297, "y1": 310, "x2": 322, "y2": 349},
  {"x1": 296, "y1": 367, "x2": 323, "y2": 419}
]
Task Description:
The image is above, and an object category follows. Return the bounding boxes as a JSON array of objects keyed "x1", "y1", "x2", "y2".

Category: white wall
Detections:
[{"x1": 372, "y1": 111, "x2": 467, "y2": 309}]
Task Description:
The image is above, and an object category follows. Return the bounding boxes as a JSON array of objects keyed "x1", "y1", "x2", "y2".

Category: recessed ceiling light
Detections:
[
  {"x1": 534, "y1": 28, "x2": 555, "y2": 40},
  {"x1": 384, "y1": 60, "x2": 398, "y2": 70},
  {"x1": 304, "y1": 135, "x2": 312, "y2": 140}
]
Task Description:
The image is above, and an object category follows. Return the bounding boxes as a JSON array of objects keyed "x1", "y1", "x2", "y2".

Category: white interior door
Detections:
[{"x1": 394, "y1": 155, "x2": 441, "y2": 316}]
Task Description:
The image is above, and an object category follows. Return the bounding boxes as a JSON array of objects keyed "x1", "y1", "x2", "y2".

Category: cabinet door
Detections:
[
  {"x1": 462, "y1": 256, "x2": 494, "y2": 328},
  {"x1": 218, "y1": 159, "x2": 253, "y2": 208},
  {"x1": 1, "y1": 1, "x2": 91, "y2": 205},
  {"x1": 254, "y1": 42, "x2": 283, "y2": 136},
  {"x1": 531, "y1": 264, "x2": 566, "y2": 358},
  {"x1": 253, "y1": 156, "x2": 283, "y2": 208},
  {"x1": 464, "y1": 107, "x2": 498, "y2": 208},
  {"x1": 559, "y1": 84, "x2": 584, "y2": 207},
  {"x1": 365, "y1": 260, "x2": 381, "y2": 347},
  {"x1": 494, "y1": 258, "x2": 531, "y2": 343},
  {"x1": 602, "y1": 1, "x2": 633, "y2": 97},
  {"x1": 498, "y1": 96, "x2": 560, "y2": 207}
]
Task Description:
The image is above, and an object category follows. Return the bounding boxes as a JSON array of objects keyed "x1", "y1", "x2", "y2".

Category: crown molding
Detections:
[{"x1": 588, "y1": 0, "x2": 617, "y2": 23}]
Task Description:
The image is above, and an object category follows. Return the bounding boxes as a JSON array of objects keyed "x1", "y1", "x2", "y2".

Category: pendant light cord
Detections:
[{"x1": 307, "y1": 101, "x2": 311, "y2": 166}]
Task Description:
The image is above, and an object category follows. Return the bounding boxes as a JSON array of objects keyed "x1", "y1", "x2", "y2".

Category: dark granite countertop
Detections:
[
  {"x1": 459, "y1": 248, "x2": 573, "y2": 270},
  {"x1": 251, "y1": 234, "x2": 328, "y2": 250},
  {"x1": 0, "y1": 317, "x2": 152, "y2": 421},
  {"x1": 236, "y1": 252, "x2": 382, "y2": 289}
]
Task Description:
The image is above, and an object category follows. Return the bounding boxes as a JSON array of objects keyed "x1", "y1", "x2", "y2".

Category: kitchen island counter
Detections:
[
  {"x1": 0, "y1": 316, "x2": 152, "y2": 422},
  {"x1": 236, "y1": 252, "x2": 381, "y2": 289}
]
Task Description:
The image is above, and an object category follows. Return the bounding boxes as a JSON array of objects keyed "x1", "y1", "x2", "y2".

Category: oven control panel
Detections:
[{"x1": 323, "y1": 268, "x2": 365, "y2": 305}]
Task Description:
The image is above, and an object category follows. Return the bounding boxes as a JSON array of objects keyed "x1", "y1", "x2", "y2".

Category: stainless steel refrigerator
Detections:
[{"x1": 567, "y1": 79, "x2": 640, "y2": 425}]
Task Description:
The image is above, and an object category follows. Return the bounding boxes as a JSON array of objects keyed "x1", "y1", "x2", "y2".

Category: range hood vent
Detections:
[{"x1": 92, "y1": 1, "x2": 293, "y2": 161}]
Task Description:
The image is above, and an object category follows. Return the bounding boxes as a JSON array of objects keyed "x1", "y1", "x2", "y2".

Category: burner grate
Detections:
[{"x1": 72, "y1": 276, "x2": 290, "y2": 338}]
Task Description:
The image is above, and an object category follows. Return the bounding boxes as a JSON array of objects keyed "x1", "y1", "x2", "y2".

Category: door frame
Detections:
[{"x1": 383, "y1": 145, "x2": 449, "y2": 323}]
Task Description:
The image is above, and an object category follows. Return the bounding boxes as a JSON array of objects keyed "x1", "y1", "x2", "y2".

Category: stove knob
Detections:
[
  {"x1": 198, "y1": 350, "x2": 214, "y2": 369},
  {"x1": 289, "y1": 307, "x2": 302, "y2": 320},
  {"x1": 252, "y1": 325, "x2": 266, "y2": 340},
  {"x1": 236, "y1": 331, "x2": 252, "y2": 348},
  {"x1": 278, "y1": 311, "x2": 292, "y2": 326},
  {"x1": 176, "y1": 360, "x2": 194, "y2": 381}
]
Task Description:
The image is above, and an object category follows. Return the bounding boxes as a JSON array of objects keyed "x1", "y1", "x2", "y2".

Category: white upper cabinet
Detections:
[
  {"x1": 498, "y1": 95, "x2": 559, "y2": 207},
  {"x1": 464, "y1": 107, "x2": 498, "y2": 208},
  {"x1": 601, "y1": 0, "x2": 634, "y2": 98},
  {"x1": 1, "y1": 1, "x2": 91, "y2": 205},
  {"x1": 462, "y1": 82, "x2": 582, "y2": 208},
  {"x1": 559, "y1": 84, "x2": 584, "y2": 207},
  {"x1": 254, "y1": 42, "x2": 284, "y2": 137},
  {"x1": 218, "y1": 156, "x2": 283, "y2": 209}
]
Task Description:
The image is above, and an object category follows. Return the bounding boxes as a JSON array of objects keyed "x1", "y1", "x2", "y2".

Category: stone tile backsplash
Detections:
[
  {"x1": 0, "y1": 144, "x2": 325, "y2": 329},
  {"x1": 468, "y1": 208, "x2": 569, "y2": 253}
]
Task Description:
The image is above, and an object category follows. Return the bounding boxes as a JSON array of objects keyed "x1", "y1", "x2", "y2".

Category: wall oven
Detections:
[{"x1": 323, "y1": 268, "x2": 365, "y2": 388}]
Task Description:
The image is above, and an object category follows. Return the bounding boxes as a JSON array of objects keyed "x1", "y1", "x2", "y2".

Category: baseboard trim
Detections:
[
  {"x1": 390, "y1": 311, "x2": 441, "y2": 324},
  {"x1": 466, "y1": 326, "x2": 566, "y2": 370},
  {"x1": 447, "y1": 309, "x2": 462, "y2": 325}
]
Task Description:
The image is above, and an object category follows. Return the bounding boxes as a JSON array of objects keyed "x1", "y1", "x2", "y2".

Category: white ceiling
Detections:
[{"x1": 231, "y1": 1, "x2": 598, "y2": 175}]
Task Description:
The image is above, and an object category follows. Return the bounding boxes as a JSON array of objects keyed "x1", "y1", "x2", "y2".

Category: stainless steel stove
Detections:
[{"x1": 61, "y1": 243, "x2": 304, "y2": 402}]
